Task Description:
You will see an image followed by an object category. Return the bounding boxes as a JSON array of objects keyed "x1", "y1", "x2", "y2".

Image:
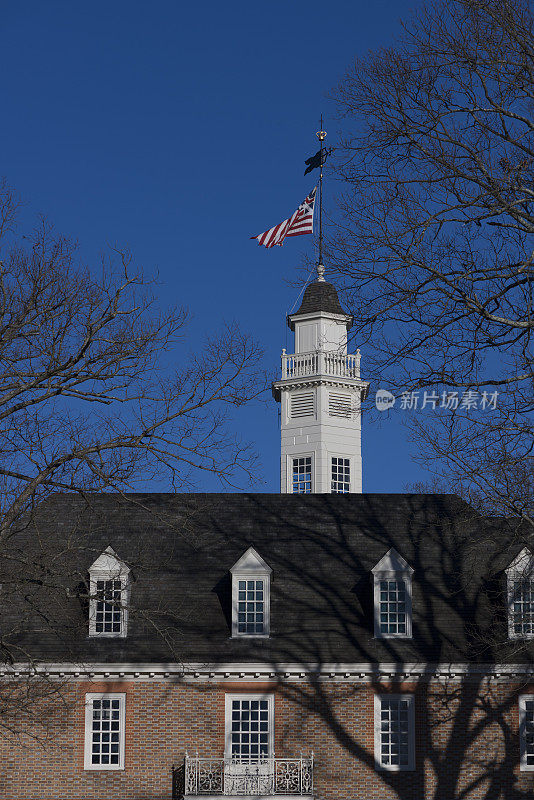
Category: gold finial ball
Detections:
[{"x1": 316, "y1": 129, "x2": 327, "y2": 141}]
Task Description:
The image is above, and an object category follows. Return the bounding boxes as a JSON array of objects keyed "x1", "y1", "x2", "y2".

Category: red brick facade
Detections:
[{"x1": 1, "y1": 677, "x2": 533, "y2": 800}]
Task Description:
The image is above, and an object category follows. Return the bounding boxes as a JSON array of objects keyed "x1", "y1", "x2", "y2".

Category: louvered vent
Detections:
[
  {"x1": 290, "y1": 392, "x2": 315, "y2": 418},
  {"x1": 329, "y1": 392, "x2": 352, "y2": 417}
]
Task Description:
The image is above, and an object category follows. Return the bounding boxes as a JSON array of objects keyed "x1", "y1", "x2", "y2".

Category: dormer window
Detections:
[
  {"x1": 88, "y1": 547, "x2": 130, "y2": 638},
  {"x1": 371, "y1": 549, "x2": 414, "y2": 639},
  {"x1": 230, "y1": 547, "x2": 272, "y2": 638},
  {"x1": 506, "y1": 548, "x2": 534, "y2": 640}
]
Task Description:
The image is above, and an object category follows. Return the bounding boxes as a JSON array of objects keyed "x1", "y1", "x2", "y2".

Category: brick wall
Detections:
[{"x1": 1, "y1": 678, "x2": 533, "y2": 800}]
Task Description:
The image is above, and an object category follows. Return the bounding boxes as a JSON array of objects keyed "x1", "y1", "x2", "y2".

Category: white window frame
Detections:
[
  {"x1": 225, "y1": 693, "x2": 275, "y2": 760},
  {"x1": 88, "y1": 547, "x2": 130, "y2": 639},
  {"x1": 519, "y1": 694, "x2": 534, "y2": 771},
  {"x1": 289, "y1": 453, "x2": 314, "y2": 494},
  {"x1": 230, "y1": 547, "x2": 272, "y2": 638},
  {"x1": 506, "y1": 549, "x2": 534, "y2": 640},
  {"x1": 374, "y1": 694, "x2": 415, "y2": 772},
  {"x1": 84, "y1": 692, "x2": 126, "y2": 771},
  {"x1": 372, "y1": 549, "x2": 414, "y2": 639},
  {"x1": 330, "y1": 454, "x2": 351, "y2": 493}
]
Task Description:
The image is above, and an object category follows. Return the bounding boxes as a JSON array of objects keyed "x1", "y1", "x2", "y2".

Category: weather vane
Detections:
[{"x1": 316, "y1": 116, "x2": 327, "y2": 281}]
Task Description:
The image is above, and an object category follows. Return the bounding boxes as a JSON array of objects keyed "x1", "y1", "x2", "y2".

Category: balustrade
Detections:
[
  {"x1": 182, "y1": 754, "x2": 314, "y2": 796},
  {"x1": 281, "y1": 349, "x2": 360, "y2": 380}
]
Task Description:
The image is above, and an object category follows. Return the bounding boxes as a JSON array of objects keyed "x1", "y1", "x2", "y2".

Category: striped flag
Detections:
[{"x1": 251, "y1": 187, "x2": 316, "y2": 248}]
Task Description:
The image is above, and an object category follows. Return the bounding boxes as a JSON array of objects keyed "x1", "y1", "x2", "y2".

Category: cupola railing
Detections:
[{"x1": 281, "y1": 349, "x2": 360, "y2": 380}]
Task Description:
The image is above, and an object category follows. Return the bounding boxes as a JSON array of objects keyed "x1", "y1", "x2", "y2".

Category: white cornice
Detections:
[
  {"x1": 272, "y1": 376, "x2": 369, "y2": 393},
  {"x1": 287, "y1": 311, "x2": 352, "y2": 326},
  {"x1": 1, "y1": 661, "x2": 533, "y2": 682}
]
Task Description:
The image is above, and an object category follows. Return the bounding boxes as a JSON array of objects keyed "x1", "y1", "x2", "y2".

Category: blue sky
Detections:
[{"x1": 0, "y1": 0, "x2": 429, "y2": 493}]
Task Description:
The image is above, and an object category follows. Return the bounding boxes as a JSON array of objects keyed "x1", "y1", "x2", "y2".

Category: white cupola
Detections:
[{"x1": 272, "y1": 274, "x2": 369, "y2": 494}]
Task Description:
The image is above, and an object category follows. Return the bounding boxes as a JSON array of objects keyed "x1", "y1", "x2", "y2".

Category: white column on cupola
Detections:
[{"x1": 272, "y1": 268, "x2": 369, "y2": 494}]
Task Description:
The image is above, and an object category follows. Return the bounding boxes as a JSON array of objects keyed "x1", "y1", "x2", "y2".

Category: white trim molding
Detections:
[
  {"x1": 506, "y1": 548, "x2": 534, "y2": 641},
  {"x1": 374, "y1": 693, "x2": 415, "y2": 771},
  {"x1": 288, "y1": 453, "x2": 314, "y2": 495},
  {"x1": 519, "y1": 694, "x2": 534, "y2": 771},
  {"x1": 224, "y1": 692, "x2": 274, "y2": 760},
  {"x1": 2, "y1": 661, "x2": 534, "y2": 682},
  {"x1": 84, "y1": 692, "x2": 126, "y2": 770},
  {"x1": 372, "y1": 549, "x2": 414, "y2": 639},
  {"x1": 330, "y1": 454, "x2": 351, "y2": 493},
  {"x1": 230, "y1": 548, "x2": 272, "y2": 638}
]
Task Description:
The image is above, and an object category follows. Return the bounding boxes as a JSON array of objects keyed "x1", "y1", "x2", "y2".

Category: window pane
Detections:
[
  {"x1": 94, "y1": 579, "x2": 124, "y2": 635},
  {"x1": 88, "y1": 696, "x2": 123, "y2": 767},
  {"x1": 378, "y1": 579, "x2": 409, "y2": 636},
  {"x1": 292, "y1": 457, "x2": 312, "y2": 494},
  {"x1": 237, "y1": 578, "x2": 265, "y2": 635},
  {"x1": 378, "y1": 697, "x2": 412, "y2": 768},
  {"x1": 510, "y1": 579, "x2": 534, "y2": 638},
  {"x1": 331, "y1": 457, "x2": 350, "y2": 493},
  {"x1": 228, "y1": 698, "x2": 271, "y2": 761},
  {"x1": 521, "y1": 697, "x2": 534, "y2": 766}
]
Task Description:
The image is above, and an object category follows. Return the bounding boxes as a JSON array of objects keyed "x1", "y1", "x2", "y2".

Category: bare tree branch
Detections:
[{"x1": 327, "y1": 0, "x2": 534, "y2": 523}]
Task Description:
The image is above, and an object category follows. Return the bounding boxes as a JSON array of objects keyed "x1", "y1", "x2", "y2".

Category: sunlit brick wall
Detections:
[{"x1": 0, "y1": 678, "x2": 532, "y2": 800}]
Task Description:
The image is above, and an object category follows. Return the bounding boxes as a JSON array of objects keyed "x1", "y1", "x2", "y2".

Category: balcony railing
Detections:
[
  {"x1": 182, "y1": 753, "x2": 314, "y2": 797},
  {"x1": 281, "y1": 349, "x2": 360, "y2": 380}
]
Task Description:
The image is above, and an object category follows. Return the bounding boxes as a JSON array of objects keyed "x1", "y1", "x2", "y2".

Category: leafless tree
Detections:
[
  {"x1": 0, "y1": 180, "x2": 267, "y2": 739},
  {"x1": 0, "y1": 179, "x2": 265, "y2": 543},
  {"x1": 327, "y1": 0, "x2": 533, "y2": 526}
]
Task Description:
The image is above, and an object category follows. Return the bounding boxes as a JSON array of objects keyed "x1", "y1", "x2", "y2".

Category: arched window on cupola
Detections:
[{"x1": 88, "y1": 546, "x2": 130, "y2": 638}]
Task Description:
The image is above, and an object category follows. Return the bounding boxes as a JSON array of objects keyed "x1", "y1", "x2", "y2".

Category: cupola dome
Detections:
[{"x1": 289, "y1": 280, "x2": 352, "y2": 330}]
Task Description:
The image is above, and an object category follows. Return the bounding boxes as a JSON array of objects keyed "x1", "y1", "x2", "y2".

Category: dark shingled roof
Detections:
[
  {"x1": 292, "y1": 281, "x2": 348, "y2": 318},
  {"x1": 4, "y1": 493, "x2": 531, "y2": 667}
]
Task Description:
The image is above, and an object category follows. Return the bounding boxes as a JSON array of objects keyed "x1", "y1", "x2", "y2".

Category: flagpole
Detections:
[{"x1": 316, "y1": 116, "x2": 327, "y2": 282}]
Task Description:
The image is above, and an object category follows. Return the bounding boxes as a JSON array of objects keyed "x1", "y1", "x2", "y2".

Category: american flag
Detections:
[{"x1": 251, "y1": 187, "x2": 316, "y2": 248}]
